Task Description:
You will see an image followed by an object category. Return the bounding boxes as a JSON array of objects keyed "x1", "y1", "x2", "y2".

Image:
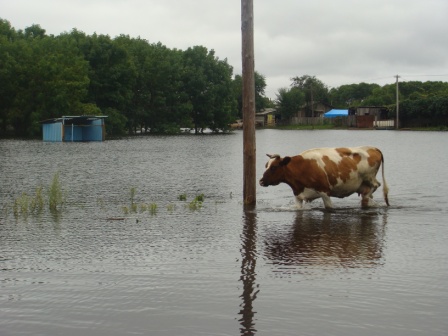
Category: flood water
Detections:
[{"x1": 1, "y1": 130, "x2": 448, "y2": 336}]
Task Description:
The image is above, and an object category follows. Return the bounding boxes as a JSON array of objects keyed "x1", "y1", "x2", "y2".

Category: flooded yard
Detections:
[{"x1": 1, "y1": 130, "x2": 448, "y2": 335}]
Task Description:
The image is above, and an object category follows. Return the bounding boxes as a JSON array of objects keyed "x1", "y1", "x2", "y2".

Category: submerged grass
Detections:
[
  {"x1": 120, "y1": 190, "x2": 207, "y2": 216},
  {"x1": 12, "y1": 173, "x2": 65, "y2": 219},
  {"x1": 10, "y1": 181, "x2": 209, "y2": 221},
  {"x1": 121, "y1": 188, "x2": 159, "y2": 216},
  {"x1": 187, "y1": 194, "x2": 205, "y2": 211},
  {"x1": 48, "y1": 172, "x2": 65, "y2": 212}
]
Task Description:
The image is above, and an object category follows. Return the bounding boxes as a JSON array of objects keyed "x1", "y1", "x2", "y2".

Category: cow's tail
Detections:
[{"x1": 380, "y1": 151, "x2": 390, "y2": 206}]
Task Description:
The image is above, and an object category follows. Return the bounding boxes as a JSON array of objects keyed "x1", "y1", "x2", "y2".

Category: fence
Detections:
[
  {"x1": 373, "y1": 120, "x2": 395, "y2": 129},
  {"x1": 287, "y1": 117, "x2": 351, "y2": 127}
]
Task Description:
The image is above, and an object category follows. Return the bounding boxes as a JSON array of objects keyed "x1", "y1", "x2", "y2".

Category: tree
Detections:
[
  {"x1": 79, "y1": 34, "x2": 136, "y2": 119},
  {"x1": 182, "y1": 46, "x2": 235, "y2": 133},
  {"x1": 0, "y1": 19, "x2": 18, "y2": 135},
  {"x1": 291, "y1": 75, "x2": 329, "y2": 116},
  {"x1": 275, "y1": 87, "x2": 305, "y2": 120},
  {"x1": 329, "y1": 83, "x2": 380, "y2": 107},
  {"x1": 23, "y1": 24, "x2": 46, "y2": 39},
  {"x1": 233, "y1": 71, "x2": 269, "y2": 119},
  {"x1": 6, "y1": 29, "x2": 89, "y2": 137}
]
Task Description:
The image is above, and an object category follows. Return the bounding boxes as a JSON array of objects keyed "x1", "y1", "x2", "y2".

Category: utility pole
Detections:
[
  {"x1": 241, "y1": 0, "x2": 256, "y2": 206},
  {"x1": 395, "y1": 75, "x2": 400, "y2": 129}
]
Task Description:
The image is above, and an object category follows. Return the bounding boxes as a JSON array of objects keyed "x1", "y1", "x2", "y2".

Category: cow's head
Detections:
[{"x1": 259, "y1": 154, "x2": 291, "y2": 187}]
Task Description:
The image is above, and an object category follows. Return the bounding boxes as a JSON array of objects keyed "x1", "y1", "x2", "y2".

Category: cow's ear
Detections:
[{"x1": 281, "y1": 156, "x2": 291, "y2": 166}]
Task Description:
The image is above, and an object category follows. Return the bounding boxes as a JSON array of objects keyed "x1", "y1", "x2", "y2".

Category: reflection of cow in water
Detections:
[
  {"x1": 259, "y1": 146, "x2": 390, "y2": 209},
  {"x1": 264, "y1": 210, "x2": 387, "y2": 270}
]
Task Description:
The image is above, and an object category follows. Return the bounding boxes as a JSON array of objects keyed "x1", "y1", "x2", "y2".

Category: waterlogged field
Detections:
[{"x1": 1, "y1": 130, "x2": 448, "y2": 336}]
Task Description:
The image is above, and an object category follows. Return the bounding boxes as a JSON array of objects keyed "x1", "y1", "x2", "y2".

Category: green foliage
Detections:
[
  {"x1": 291, "y1": 75, "x2": 330, "y2": 108},
  {"x1": 329, "y1": 83, "x2": 380, "y2": 107},
  {"x1": 276, "y1": 87, "x2": 305, "y2": 119},
  {"x1": 233, "y1": 72, "x2": 270, "y2": 118},
  {"x1": 0, "y1": 19, "x2": 240, "y2": 137},
  {"x1": 400, "y1": 95, "x2": 448, "y2": 127},
  {"x1": 104, "y1": 107, "x2": 127, "y2": 136},
  {"x1": 182, "y1": 46, "x2": 236, "y2": 133}
]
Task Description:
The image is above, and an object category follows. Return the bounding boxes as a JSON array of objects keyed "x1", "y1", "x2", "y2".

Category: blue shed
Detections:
[{"x1": 41, "y1": 116, "x2": 107, "y2": 142}]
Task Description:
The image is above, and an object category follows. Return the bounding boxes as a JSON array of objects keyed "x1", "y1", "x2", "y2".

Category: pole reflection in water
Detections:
[{"x1": 238, "y1": 205, "x2": 259, "y2": 335}]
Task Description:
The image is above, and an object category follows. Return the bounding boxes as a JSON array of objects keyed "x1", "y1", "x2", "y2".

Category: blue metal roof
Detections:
[{"x1": 324, "y1": 109, "x2": 349, "y2": 118}]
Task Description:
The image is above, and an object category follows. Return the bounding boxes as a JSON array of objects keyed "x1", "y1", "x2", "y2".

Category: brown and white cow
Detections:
[{"x1": 259, "y1": 146, "x2": 389, "y2": 209}]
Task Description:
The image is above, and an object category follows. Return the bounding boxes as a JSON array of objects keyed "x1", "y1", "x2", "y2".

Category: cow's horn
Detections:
[{"x1": 266, "y1": 154, "x2": 280, "y2": 159}]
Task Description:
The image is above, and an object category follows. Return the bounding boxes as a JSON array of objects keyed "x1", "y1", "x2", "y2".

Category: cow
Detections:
[{"x1": 259, "y1": 146, "x2": 389, "y2": 209}]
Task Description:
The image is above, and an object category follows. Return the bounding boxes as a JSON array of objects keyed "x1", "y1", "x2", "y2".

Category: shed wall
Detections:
[{"x1": 42, "y1": 123, "x2": 63, "y2": 142}]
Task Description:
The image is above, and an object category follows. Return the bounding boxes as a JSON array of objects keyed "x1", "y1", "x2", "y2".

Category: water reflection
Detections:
[
  {"x1": 238, "y1": 206, "x2": 259, "y2": 335},
  {"x1": 264, "y1": 209, "x2": 388, "y2": 272}
]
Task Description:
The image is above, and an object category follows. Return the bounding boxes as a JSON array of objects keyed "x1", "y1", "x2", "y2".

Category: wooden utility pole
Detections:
[
  {"x1": 395, "y1": 75, "x2": 400, "y2": 129},
  {"x1": 241, "y1": 0, "x2": 256, "y2": 205}
]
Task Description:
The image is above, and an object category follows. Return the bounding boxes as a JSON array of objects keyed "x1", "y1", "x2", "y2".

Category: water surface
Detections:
[{"x1": 1, "y1": 130, "x2": 447, "y2": 336}]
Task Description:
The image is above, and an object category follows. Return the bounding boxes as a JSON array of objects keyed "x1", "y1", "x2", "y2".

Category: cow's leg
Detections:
[
  {"x1": 359, "y1": 180, "x2": 380, "y2": 207},
  {"x1": 294, "y1": 196, "x2": 303, "y2": 209},
  {"x1": 360, "y1": 185, "x2": 373, "y2": 207},
  {"x1": 320, "y1": 194, "x2": 334, "y2": 209}
]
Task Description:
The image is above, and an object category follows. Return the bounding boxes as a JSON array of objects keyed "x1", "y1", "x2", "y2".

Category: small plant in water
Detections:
[
  {"x1": 31, "y1": 186, "x2": 45, "y2": 213},
  {"x1": 166, "y1": 203, "x2": 176, "y2": 212},
  {"x1": 149, "y1": 203, "x2": 158, "y2": 215},
  {"x1": 129, "y1": 187, "x2": 137, "y2": 212},
  {"x1": 13, "y1": 192, "x2": 30, "y2": 218},
  {"x1": 12, "y1": 174, "x2": 64, "y2": 219},
  {"x1": 178, "y1": 193, "x2": 187, "y2": 201},
  {"x1": 188, "y1": 194, "x2": 205, "y2": 211},
  {"x1": 48, "y1": 172, "x2": 65, "y2": 211}
]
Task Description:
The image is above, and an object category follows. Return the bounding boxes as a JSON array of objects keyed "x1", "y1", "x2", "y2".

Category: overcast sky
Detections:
[{"x1": 2, "y1": 0, "x2": 448, "y2": 99}]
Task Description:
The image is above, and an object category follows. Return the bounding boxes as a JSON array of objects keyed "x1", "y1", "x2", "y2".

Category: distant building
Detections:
[
  {"x1": 348, "y1": 106, "x2": 388, "y2": 118},
  {"x1": 41, "y1": 116, "x2": 107, "y2": 142},
  {"x1": 296, "y1": 102, "x2": 333, "y2": 118},
  {"x1": 255, "y1": 108, "x2": 278, "y2": 127},
  {"x1": 348, "y1": 106, "x2": 391, "y2": 128}
]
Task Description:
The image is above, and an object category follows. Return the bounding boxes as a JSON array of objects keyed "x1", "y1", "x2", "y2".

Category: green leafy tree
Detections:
[
  {"x1": 233, "y1": 71, "x2": 269, "y2": 119},
  {"x1": 6, "y1": 28, "x2": 89, "y2": 136},
  {"x1": 141, "y1": 43, "x2": 187, "y2": 133},
  {"x1": 78, "y1": 34, "x2": 136, "y2": 119},
  {"x1": 329, "y1": 83, "x2": 380, "y2": 107},
  {"x1": 362, "y1": 85, "x2": 396, "y2": 106},
  {"x1": 275, "y1": 87, "x2": 305, "y2": 120},
  {"x1": 182, "y1": 46, "x2": 235, "y2": 133},
  {"x1": 0, "y1": 19, "x2": 19, "y2": 135},
  {"x1": 291, "y1": 75, "x2": 330, "y2": 116}
]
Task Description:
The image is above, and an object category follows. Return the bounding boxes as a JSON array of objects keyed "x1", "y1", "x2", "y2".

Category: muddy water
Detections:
[{"x1": 1, "y1": 130, "x2": 447, "y2": 336}]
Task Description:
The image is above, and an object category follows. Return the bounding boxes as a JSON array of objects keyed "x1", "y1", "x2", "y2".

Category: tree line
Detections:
[
  {"x1": 1, "y1": 19, "x2": 447, "y2": 137},
  {"x1": 0, "y1": 19, "x2": 270, "y2": 137}
]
